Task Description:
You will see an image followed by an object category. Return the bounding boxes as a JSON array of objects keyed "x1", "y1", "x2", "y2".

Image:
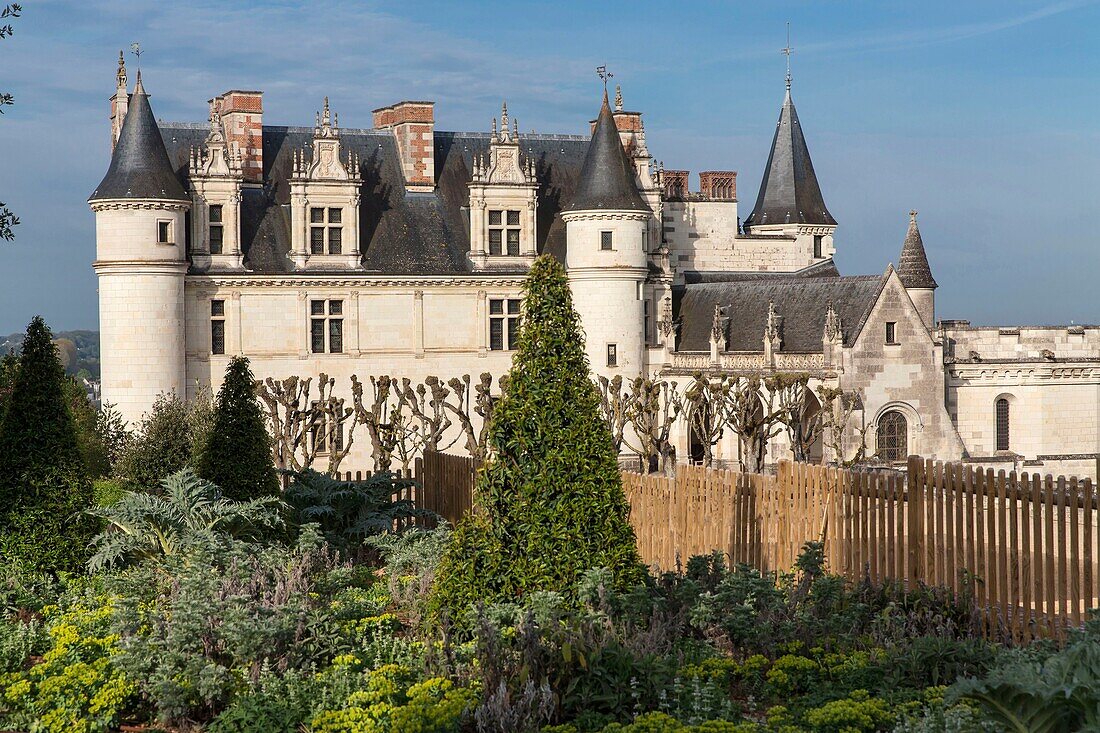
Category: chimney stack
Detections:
[
  {"x1": 373, "y1": 101, "x2": 435, "y2": 192},
  {"x1": 213, "y1": 90, "x2": 264, "y2": 183}
]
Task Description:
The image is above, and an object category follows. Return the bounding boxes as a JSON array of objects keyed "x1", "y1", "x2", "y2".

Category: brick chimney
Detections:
[
  {"x1": 662, "y1": 170, "x2": 689, "y2": 200},
  {"x1": 699, "y1": 171, "x2": 737, "y2": 201},
  {"x1": 373, "y1": 101, "x2": 435, "y2": 192},
  {"x1": 214, "y1": 90, "x2": 264, "y2": 183}
]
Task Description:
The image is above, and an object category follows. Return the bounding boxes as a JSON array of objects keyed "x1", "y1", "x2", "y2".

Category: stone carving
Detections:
[
  {"x1": 823, "y1": 302, "x2": 842, "y2": 344},
  {"x1": 764, "y1": 301, "x2": 782, "y2": 352},
  {"x1": 656, "y1": 295, "x2": 680, "y2": 343},
  {"x1": 710, "y1": 304, "x2": 728, "y2": 348}
]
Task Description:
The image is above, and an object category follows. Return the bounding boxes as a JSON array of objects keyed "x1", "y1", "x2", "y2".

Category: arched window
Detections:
[
  {"x1": 877, "y1": 410, "x2": 908, "y2": 463},
  {"x1": 996, "y1": 398, "x2": 1010, "y2": 451}
]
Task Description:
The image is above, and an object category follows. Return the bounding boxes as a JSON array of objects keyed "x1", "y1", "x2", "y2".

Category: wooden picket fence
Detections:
[{"x1": 416, "y1": 450, "x2": 1098, "y2": 642}]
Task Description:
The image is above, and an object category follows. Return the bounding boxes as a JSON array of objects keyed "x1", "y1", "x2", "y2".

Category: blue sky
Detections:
[{"x1": 1, "y1": 0, "x2": 1099, "y2": 333}]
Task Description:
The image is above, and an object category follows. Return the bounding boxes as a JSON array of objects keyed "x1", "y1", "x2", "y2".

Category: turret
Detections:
[
  {"x1": 89, "y1": 69, "x2": 190, "y2": 424},
  {"x1": 897, "y1": 210, "x2": 937, "y2": 329},
  {"x1": 563, "y1": 87, "x2": 652, "y2": 378},
  {"x1": 743, "y1": 73, "x2": 836, "y2": 263}
]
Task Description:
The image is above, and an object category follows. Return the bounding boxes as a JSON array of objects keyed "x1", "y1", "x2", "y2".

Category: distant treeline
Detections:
[{"x1": 1, "y1": 329, "x2": 99, "y2": 379}]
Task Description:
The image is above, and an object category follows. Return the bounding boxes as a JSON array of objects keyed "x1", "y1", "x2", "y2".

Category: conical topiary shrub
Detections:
[
  {"x1": 195, "y1": 356, "x2": 278, "y2": 501},
  {"x1": 431, "y1": 255, "x2": 644, "y2": 623},
  {"x1": 0, "y1": 317, "x2": 97, "y2": 573}
]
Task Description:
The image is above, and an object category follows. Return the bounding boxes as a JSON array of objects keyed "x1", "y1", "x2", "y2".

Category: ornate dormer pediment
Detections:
[
  {"x1": 189, "y1": 103, "x2": 245, "y2": 271},
  {"x1": 471, "y1": 102, "x2": 536, "y2": 187},
  {"x1": 292, "y1": 97, "x2": 360, "y2": 183},
  {"x1": 190, "y1": 105, "x2": 243, "y2": 179},
  {"x1": 468, "y1": 101, "x2": 539, "y2": 270},
  {"x1": 287, "y1": 98, "x2": 363, "y2": 270}
]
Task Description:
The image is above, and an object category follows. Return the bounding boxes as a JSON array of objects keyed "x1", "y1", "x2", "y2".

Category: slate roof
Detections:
[
  {"x1": 89, "y1": 73, "x2": 189, "y2": 203},
  {"x1": 897, "y1": 212, "x2": 937, "y2": 289},
  {"x1": 155, "y1": 124, "x2": 591, "y2": 274},
  {"x1": 565, "y1": 90, "x2": 648, "y2": 213},
  {"x1": 682, "y1": 258, "x2": 840, "y2": 284},
  {"x1": 674, "y1": 273, "x2": 885, "y2": 352},
  {"x1": 743, "y1": 86, "x2": 836, "y2": 229}
]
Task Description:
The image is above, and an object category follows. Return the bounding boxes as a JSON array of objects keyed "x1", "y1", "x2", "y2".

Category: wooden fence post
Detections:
[{"x1": 907, "y1": 455, "x2": 926, "y2": 589}]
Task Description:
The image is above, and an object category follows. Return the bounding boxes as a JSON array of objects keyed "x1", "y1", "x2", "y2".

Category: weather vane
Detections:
[
  {"x1": 781, "y1": 22, "x2": 792, "y2": 90},
  {"x1": 130, "y1": 42, "x2": 143, "y2": 68},
  {"x1": 596, "y1": 65, "x2": 613, "y2": 91}
]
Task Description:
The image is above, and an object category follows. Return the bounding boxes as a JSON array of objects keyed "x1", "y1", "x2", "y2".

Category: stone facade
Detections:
[{"x1": 90, "y1": 60, "x2": 1099, "y2": 480}]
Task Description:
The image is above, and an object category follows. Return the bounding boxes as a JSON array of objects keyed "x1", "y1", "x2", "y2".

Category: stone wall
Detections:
[
  {"x1": 663, "y1": 201, "x2": 816, "y2": 273},
  {"x1": 839, "y1": 272, "x2": 965, "y2": 461},
  {"x1": 183, "y1": 279, "x2": 523, "y2": 472}
]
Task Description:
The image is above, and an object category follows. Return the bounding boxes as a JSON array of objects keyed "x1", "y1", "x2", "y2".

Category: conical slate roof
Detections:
[
  {"x1": 89, "y1": 72, "x2": 189, "y2": 202},
  {"x1": 565, "y1": 90, "x2": 647, "y2": 212},
  {"x1": 744, "y1": 86, "x2": 835, "y2": 228},
  {"x1": 897, "y1": 210, "x2": 937, "y2": 289}
]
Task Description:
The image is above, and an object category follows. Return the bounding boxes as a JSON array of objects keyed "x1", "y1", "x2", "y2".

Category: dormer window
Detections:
[
  {"x1": 209, "y1": 205, "x2": 223, "y2": 254},
  {"x1": 310, "y1": 207, "x2": 344, "y2": 255},
  {"x1": 489, "y1": 209, "x2": 521, "y2": 256}
]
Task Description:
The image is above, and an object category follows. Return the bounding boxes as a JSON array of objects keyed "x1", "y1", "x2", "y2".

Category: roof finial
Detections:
[
  {"x1": 116, "y1": 50, "x2": 127, "y2": 89},
  {"x1": 596, "y1": 64, "x2": 614, "y2": 103},
  {"x1": 500, "y1": 101, "x2": 509, "y2": 140},
  {"x1": 910, "y1": 209, "x2": 918, "y2": 222},
  {"x1": 321, "y1": 96, "x2": 331, "y2": 127},
  {"x1": 614, "y1": 84, "x2": 623, "y2": 112},
  {"x1": 129, "y1": 41, "x2": 143, "y2": 70},
  {"x1": 781, "y1": 22, "x2": 793, "y2": 92}
]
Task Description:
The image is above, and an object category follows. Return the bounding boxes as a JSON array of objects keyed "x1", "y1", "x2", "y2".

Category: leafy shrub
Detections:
[
  {"x1": 114, "y1": 390, "x2": 213, "y2": 491},
  {"x1": 91, "y1": 478, "x2": 125, "y2": 507},
  {"x1": 0, "y1": 617, "x2": 44, "y2": 672},
  {"x1": 286, "y1": 469, "x2": 428, "y2": 552},
  {"x1": 1, "y1": 465, "x2": 98, "y2": 574},
  {"x1": 310, "y1": 662, "x2": 476, "y2": 733},
  {"x1": 207, "y1": 664, "x2": 321, "y2": 733},
  {"x1": 949, "y1": 619, "x2": 1100, "y2": 733},
  {"x1": 106, "y1": 531, "x2": 352, "y2": 725},
  {"x1": 800, "y1": 689, "x2": 893, "y2": 732},
  {"x1": 0, "y1": 590, "x2": 138, "y2": 733},
  {"x1": 542, "y1": 711, "x2": 754, "y2": 732},
  {"x1": 87, "y1": 469, "x2": 286, "y2": 571},
  {"x1": 367, "y1": 527, "x2": 452, "y2": 627},
  {"x1": 0, "y1": 563, "x2": 64, "y2": 618},
  {"x1": 195, "y1": 356, "x2": 278, "y2": 500},
  {"x1": 432, "y1": 255, "x2": 644, "y2": 626}
]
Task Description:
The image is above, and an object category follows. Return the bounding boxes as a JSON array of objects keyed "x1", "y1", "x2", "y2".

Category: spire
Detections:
[
  {"x1": 744, "y1": 80, "x2": 836, "y2": 229},
  {"x1": 897, "y1": 210, "x2": 937, "y2": 289},
  {"x1": 566, "y1": 89, "x2": 647, "y2": 212},
  {"x1": 90, "y1": 72, "x2": 188, "y2": 202}
]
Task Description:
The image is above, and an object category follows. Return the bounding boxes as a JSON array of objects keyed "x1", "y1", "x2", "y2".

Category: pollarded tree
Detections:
[
  {"x1": 431, "y1": 255, "x2": 645, "y2": 624},
  {"x1": 196, "y1": 356, "x2": 278, "y2": 500},
  {"x1": 0, "y1": 316, "x2": 97, "y2": 572}
]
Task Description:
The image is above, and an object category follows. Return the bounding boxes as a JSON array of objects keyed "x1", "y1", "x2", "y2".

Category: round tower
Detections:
[
  {"x1": 562, "y1": 88, "x2": 651, "y2": 379},
  {"x1": 897, "y1": 210, "x2": 938, "y2": 330},
  {"x1": 89, "y1": 69, "x2": 190, "y2": 424}
]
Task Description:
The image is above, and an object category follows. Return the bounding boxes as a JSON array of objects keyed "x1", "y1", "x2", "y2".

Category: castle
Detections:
[{"x1": 89, "y1": 54, "x2": 1100, "y2": 479}]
